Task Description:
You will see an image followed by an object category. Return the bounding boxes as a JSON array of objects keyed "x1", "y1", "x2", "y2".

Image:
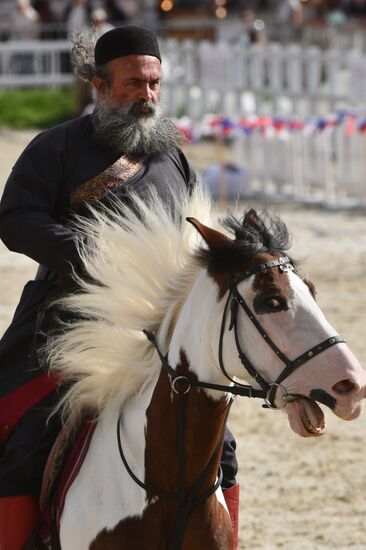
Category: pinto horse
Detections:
[{"x1": 46, "y1": 184, "x2": 366, "y2": 549}]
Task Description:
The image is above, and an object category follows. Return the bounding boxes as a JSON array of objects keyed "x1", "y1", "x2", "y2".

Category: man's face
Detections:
[
  {"x1": 91, "y1": 53, "x2": 182, "y2": 157},
  {"x1": 93, "y1": 54, "x2": 161, "y2": 111}
]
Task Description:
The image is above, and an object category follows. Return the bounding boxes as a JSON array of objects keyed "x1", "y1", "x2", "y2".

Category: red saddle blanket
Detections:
[
  {"x1": 0, "y1": 373, "x2": 97, "y2": 546},
  {"x1": 0, "y1": 373, "x2": 59, "y2": 445},
  {"x1": 38, "y1": 414, "x2": 97, "y2": 547}
]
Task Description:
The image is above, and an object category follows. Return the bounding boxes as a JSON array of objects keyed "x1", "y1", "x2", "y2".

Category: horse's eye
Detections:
[{"x1": 263, "y1": 296, "x2": 287, "y2": 312}]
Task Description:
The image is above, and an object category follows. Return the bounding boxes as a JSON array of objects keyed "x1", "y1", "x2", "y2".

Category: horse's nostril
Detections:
[{"x1": 332, "y1": 379, "x2": 356, "y2": 395}]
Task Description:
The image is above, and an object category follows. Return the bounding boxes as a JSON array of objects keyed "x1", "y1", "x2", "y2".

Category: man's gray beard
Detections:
[{"x1": 92, "y1": 100, "x2": 184, "y2": 158}]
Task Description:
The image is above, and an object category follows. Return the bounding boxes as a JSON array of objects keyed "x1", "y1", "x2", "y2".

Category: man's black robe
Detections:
[
  {"x1": 0, "y1": 114, "x2": 236, "y2": 496},
  {"x1": 0, "y1": 114, "x2": 195, "y2": 395}
]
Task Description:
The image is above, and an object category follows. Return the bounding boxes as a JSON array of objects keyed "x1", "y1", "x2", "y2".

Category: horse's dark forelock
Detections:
[{"x1": 196, "y1": 210, "x2": 292, "y2": 272}]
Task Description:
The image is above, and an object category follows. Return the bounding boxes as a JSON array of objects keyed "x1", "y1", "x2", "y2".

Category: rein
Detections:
[
  {"x1": 117, "y1": 255, "x2": 345, "y2": 550},
  {"x1": 117, "y1": 382, "x2": 231, "y2": 550}
]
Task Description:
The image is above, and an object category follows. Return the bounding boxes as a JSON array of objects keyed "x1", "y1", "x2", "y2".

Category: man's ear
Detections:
[{"x1": 91, "y1": 74, "x2": 107, "y2": 94}]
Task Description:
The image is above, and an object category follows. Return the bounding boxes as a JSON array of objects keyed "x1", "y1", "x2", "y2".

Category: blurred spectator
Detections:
[
  {"x1": 33, "y1": 0, "x2": 59, "y2": 39},
  {"x1": 74, "y1": 8, "x2": 115, "y2": 116},
  {"x1": 91, "y1": 7, "x2": 114, "y2": 37},
  {"x1": 276, "y1": 0, "x2": 303, "y2": 27},
  {"x1": 11, "y1": 0, "x2": 40, "y2": 40},
  {"x1": 342, "y1": 0, "x2": 366, "y2": 17},
  {"x1": 61, "y1": 0, "x2": 92, "y2": 89},
  {"x1": 105, "y1": 0, "x2": 135, "y2": 22},
  {"x1": 203, "y1": 163, "x2": 250, "y2": 201},
  {"x1": 275, "y1": 0, "x2": 303, "y2": 40},
  {"x1": 326, "y1": 9, "x2": 347, "y2": 26},
  {"x1": 63, "y1": 0, "x2": 92, "y2": 37},
  {"x1": 104, "y1": 0, "x2": 128, "y2": 22},
  {"x1": 11, "y1": 0, "x2": 40, "y2": 74},
  {"x1": 238, "y1": 9, "x2": 267, "y2": 47}
]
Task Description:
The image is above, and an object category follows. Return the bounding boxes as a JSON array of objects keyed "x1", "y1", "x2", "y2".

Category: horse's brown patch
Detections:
[
  {"x1": 90, "y1": 496, "x2": 232, "y2": 549},
  {"x1": 90, "y1": 351, "x2": 233, "y2": 549},
  {"x1": 210, "y1": 251, "x2": 287, "y2": 299}
]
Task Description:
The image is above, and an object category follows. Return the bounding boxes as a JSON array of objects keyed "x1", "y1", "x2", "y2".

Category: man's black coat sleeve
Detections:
[{"x1": 0, "y1": 131, "x2": 80, "y2": 275}]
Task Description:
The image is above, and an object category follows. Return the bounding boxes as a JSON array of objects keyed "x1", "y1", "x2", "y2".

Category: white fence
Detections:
[
  {"x1": 2, "y1": 38, "x2": 366, "y2": 119},
  {"x1": 160, "y1": 39, "x2": 366, "y2": 119},
  {"x1": 0, "y1": 40, "x2": 73, "y2": 88},
  {"x1": 1, "y1": 38, "x2": 366, "y2": 209},
  {"x1": 197, "y1": 115, "x2": 366, "y2": 209},
  {"x1": 232, "y1": 130, "x2": 366, "y2": 209}
]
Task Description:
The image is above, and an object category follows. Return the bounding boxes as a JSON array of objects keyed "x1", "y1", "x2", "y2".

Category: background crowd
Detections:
[{"x1": 1, "y1": 0, "x2": 366, "y2": 45}]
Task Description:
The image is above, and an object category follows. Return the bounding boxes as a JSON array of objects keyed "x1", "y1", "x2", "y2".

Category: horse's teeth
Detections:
[{"x1": 305, "y1": 418, "x2": 326, "y2": 433}]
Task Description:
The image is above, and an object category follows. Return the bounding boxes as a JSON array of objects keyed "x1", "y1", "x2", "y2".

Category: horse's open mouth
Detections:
[
  {"x1": 287, "y1": 396, "x2": 326, "y2": 436},
  {"x1": 299, "y1": 397, "x2": 326, "y2": 435}
]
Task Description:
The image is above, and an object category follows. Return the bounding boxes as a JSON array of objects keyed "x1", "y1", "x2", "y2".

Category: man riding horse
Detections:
[{"x1": 0, "y1": 25, "x2": 239, "y2": 548}]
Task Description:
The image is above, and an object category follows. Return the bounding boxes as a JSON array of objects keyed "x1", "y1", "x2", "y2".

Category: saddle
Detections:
[
  {"x1": 37, "y1": 413, "x2": 97, "y2": 548},
  {"x1": 0, "y1": 366, "x2": 98, "y2": 547}
]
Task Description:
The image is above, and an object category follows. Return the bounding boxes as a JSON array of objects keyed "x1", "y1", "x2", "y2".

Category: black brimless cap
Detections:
[{"x1": 95, "y1": 25, "x2": 161, "y2": 66}]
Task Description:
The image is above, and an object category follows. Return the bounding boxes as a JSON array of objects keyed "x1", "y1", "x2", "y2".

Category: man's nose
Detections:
[{"x1": 138, "y1": 84, "x2": 153, "y2": 102}]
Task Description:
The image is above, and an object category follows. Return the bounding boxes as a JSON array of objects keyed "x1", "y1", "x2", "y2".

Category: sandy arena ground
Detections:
[{"x1": 1, "y1": 130, "x2": 366, "y2": 549}]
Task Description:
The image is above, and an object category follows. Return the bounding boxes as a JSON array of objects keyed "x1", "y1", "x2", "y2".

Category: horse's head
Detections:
[{"x1": 186, "y1": 209, "x2": 366, "y2": 438}]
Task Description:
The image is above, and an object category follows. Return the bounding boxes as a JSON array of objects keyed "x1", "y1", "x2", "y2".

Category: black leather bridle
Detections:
[
  {"x1": 217, "y1": 255, "x2": 345, "y2": 408},
  {"x1": 145, "y1": 255, "x2": 345, "y2": 409},
  {"x1": 116, "y1": 255, "x2": 345, "y2": 550}
]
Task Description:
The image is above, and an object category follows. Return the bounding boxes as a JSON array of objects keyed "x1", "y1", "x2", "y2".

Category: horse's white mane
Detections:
[{"x1": 48, "y1": 182, "x2": 215, "y2": 419}]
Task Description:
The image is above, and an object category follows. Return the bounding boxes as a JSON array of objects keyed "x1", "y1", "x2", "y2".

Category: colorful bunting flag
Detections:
[{"x1": 173, "y1": 110, "x2": 366, "y2": 142}]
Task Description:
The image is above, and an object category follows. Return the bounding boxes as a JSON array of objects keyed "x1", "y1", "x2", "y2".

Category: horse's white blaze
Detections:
[
  {"x1": 168, "y1": 271, "x2": 230, "y2": 398},
  {"x1": 221, "y1": 270, "x2": 366, "y2": 418},
  {"x1": 60, "y1": 384, "x2": 157, "y2": 549}
]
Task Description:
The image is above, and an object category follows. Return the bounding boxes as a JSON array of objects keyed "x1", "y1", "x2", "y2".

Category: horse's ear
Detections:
[
  {"x1": 244, "y1": 209, "x2": 267, "y2": 233},
  {"x1": 244, "y1": 208, "x2": 262, "y2": 226},
  {"x1": 186, "y1": 217, "x2": 231, "y2": 249}
]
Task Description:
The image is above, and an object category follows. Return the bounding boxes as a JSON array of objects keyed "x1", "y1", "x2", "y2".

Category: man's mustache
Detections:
[{"x1": 128, "y1": 100, "x2": 156, "y2": 117}]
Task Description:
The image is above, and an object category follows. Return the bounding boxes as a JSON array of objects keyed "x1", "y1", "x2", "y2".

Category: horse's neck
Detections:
[
  {"x1": 167, "y1": 271, "x2": 225, "y2": 389},
  {"x1": 79, "y1": 272, "x2": 227, "y2": 502},
  {"x1": 95, "y1": 360, "x2": 228, "y2": 500},
  {"x1": 145, "y1": 363, "x2": 229, "y2": 496},
  {"x1": 141, "y1": 271, "x2": 231, "y2": 494}
]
